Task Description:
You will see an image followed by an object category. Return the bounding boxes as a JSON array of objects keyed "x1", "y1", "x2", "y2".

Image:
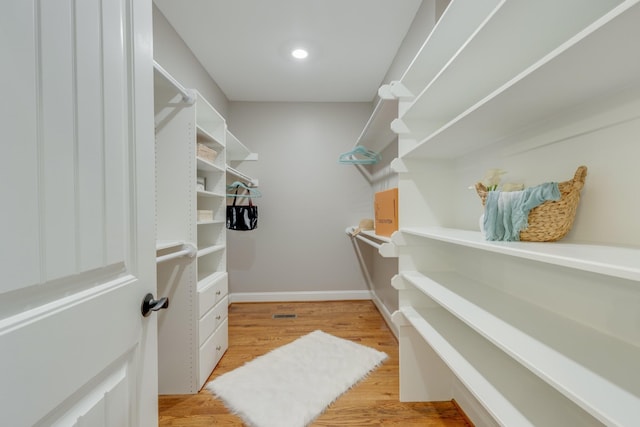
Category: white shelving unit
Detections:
[
  {"x1": 388, "y1": 1, "x2": 640, "y2": 426},
  {"x1": 154, "y1": 62, "x2": 229, "y2": 394}
]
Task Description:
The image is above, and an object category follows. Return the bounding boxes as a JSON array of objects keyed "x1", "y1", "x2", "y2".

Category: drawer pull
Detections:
[
  {"x1": 215, "y1": 290, "x2": 221, "y2": 295},
  {"x1": 216, "y1": 315, "x2": 221, "y2": 320},
  {"x1": 216, "y1": 345, "x2": 222, "y2": 351}
]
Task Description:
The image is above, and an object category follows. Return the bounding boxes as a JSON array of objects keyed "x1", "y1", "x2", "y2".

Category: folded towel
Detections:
[{"x1": 483, "y1": 182, "x2": 560, "y2": 241}]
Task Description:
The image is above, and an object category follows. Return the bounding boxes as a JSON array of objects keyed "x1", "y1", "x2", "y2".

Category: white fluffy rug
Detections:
[{"x1": 207, "y1": 330, "x2": 388, "y2": 427}]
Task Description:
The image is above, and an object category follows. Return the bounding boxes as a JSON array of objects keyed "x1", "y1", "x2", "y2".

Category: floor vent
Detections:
[{"x1": 272, "y1": 313, "x2": 297, "y2": 319}]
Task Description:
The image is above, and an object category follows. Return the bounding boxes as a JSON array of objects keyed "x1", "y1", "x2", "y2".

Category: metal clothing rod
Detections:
[
  {"x1": 153, "y1": 61, "x2": 196, "y2": 105},
  {"x1": 355, "y1": 234, "x2": 382, "y2": 250},
  {"x1": 156, "y1": 243, "x2": 197, "y2": 264},
  {"x1": 346, "y1": 227, "x2": 384, "y2": 250}
]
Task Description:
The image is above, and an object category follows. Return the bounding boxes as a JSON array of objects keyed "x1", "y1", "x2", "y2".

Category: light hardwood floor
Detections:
[{"x1": 159, "y1": 300, "x2": 472, "y2": 426}]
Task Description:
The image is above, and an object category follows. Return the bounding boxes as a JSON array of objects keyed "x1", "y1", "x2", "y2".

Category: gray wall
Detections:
[
  {"x1": 152, "y1": 4, "x2": 229, "y2": 117},
  {"x1": 227, "y1": 102, "x2": 374, "y2": 298}
]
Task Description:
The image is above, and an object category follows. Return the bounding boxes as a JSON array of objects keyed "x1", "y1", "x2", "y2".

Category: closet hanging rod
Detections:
[
  {"x1": 355, "y1": 234, "x2": 382, "y2": 250},
  {"x1": 156, "y1": 243, "x2": 197, "y2": 264},
  {"x1": 345, "y1": 227, "x2": 384, "y2": 250},
  {"x1": 153, "y1": 61, "x2": 196, "y2": 105}
]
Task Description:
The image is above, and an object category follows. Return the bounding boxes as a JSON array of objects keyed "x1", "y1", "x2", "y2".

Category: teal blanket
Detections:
[{"x1": 483, "y1": 182, "x2": 560, "y2": 241}]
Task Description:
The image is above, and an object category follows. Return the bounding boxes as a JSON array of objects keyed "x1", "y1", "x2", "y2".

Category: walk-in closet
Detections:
[{"x1": 4, "y1": 0, "x2": 639, "y2": 426}]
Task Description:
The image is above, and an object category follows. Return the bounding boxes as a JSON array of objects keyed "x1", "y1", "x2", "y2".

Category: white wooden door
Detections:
[{"x1": 0, "y1": 0, "x2": 157, "y2": 426}]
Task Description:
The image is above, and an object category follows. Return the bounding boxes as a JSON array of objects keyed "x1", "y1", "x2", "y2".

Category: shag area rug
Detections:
[{"x1": 207, "y1": 330, "x2": 388, "y2": 427}]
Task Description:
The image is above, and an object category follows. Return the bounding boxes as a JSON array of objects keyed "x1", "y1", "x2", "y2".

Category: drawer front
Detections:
[
  {"x1": 198, "y1": 318, "x2": 228, "y2": 388},
  {"x1": 198, "y1": 273, "x2": 228, "y2": 318},
  {"x1": 199, "y1": 296, "x2": 228, "y2": 346}
]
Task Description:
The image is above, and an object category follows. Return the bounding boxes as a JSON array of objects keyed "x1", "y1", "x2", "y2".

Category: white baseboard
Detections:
[
  {"x1": 228, "y1": 290, "x2": 372, "y2": 304},
  {"x1": 228, "y1": 289, "x2": 398, "y2": 339},
  {"x1": 370, "y1": 291, "x2": 398, "y2": 339}
]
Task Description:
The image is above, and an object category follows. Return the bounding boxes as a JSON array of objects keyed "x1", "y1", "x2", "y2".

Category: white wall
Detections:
[
  {"x1": 152, "y1": 5, "x2": 229, "y2": 117},
  {"x1": 227, "y1": 102, "x2": 374, "y2": 299},
  {"x1": 380, "y1": 0, "x2": 449, "y2": 86}
]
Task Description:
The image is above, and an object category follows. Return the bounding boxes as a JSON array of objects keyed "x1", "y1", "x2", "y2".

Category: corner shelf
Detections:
[
  {"x1": 398, "y1": 227, "x2": 640, "y2": 282},
  {"x1": 400, "y1": 270, "x2": 640, "y2": 426},
  {"x1": 399, "y1": 0, "x2": 623, "y2": 145},
  {"x1": 397, "y1": 0, "x2": 502, "y2": 99},
  {"x1": 400, "y1": 0, "x2": 640, "y2": 159},
  {"x1": 394, "y1": 306, "x2": 600, "y2": 426}
]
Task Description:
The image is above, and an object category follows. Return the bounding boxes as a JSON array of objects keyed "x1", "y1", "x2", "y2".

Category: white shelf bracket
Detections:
[
  {"x1": 379, "y1": 243, "x2": 398, "y2": 258},
  {"x1": 390, "y1": 157, "x2": 408, "y2": 173},
  {"x1": 391, "y1": 310, "x2": 408, "y2": 326},
  {"x1": 390, "y1": 118, "x2": 410, "y2": 135},
  {"x1": 389, "y1": 81, "x2": 413, "y2": 100},
  {"x1": 378, "y1": 84, "x2": 395, "y2": 100},
  {"x1": 391, "y1": 230, "x2": 407, "y2": 246},
  {"x1": 391, "y1": 274, "x2": 407, "y2": 290}
]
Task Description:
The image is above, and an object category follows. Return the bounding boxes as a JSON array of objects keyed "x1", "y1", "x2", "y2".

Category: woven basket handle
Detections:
[{"x1": 571, "y1": 165, "x2": 588, "y2": 191}]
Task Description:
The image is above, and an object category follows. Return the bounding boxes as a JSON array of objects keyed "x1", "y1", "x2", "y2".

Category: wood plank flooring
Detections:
[{"x1": 159, "y1": 300, "x2": 472, "y2": 426}]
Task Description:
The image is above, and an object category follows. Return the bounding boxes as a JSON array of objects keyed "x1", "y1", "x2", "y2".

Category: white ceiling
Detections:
[{"x1": 153, "y1": 0, "x2": 423, "y2": 102}]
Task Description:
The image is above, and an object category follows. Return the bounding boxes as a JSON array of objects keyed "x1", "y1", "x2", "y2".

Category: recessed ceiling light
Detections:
[{"x1": 291, "y1": 48, "x2": 309, "y2": 59}]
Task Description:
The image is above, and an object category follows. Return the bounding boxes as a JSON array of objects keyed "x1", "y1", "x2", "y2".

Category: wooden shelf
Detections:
[
  {"x1": 396, "y1": 306, "x2": 598, "y2": 426},
  {"x1": 401, "y1": 0, "x2": 640, "y2": 159},
  {"x1": 399, "y1": 226, "x2": 640, "y2": 282},
  {"x1": 401, "y1": 270, "x2": 640, "y2": 426}
]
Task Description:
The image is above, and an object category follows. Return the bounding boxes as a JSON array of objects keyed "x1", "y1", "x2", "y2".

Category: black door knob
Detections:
[{"x1": 141, "y1": 293, "x2": 169, "y2": 317}]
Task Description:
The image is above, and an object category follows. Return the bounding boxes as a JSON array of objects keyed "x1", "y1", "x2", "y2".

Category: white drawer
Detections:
[
  {"x1": 198, "y1": 318, "x2": 228, "y2": 388},
  {"x1": 199, "y1": 296, "x2": 228, "y2": 346},
  {"x1": 198, "y1": 273, "x2": 228, "y2": 318}
]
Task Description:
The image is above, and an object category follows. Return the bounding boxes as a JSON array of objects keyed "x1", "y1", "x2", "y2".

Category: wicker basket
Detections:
[{"x1": 475, "y1": 166, "x2": 587, "y2": 242}]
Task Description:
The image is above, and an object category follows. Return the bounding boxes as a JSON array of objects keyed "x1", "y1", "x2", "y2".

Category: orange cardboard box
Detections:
[{"x1": 374, "y1": 188, "x2": 398, "y2": 237}]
